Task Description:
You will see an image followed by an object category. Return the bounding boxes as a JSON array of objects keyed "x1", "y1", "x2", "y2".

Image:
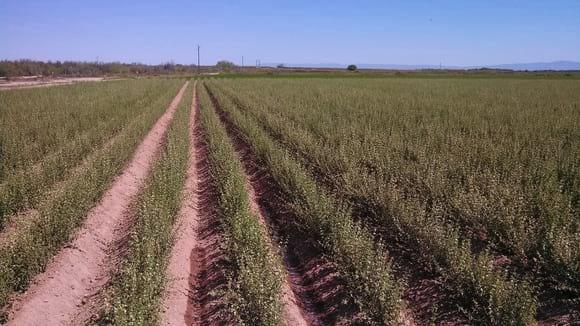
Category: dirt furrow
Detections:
[
  {"x1": 5, "y1": 81, "x2": 189, "y2": 326},
  {"x1": 161, "y1": 82, "x2": 229, "y2": 326},
  {"x1": 242, "y1": 150, "x2": 313, "y2": 326},
  {"x1": 0, "y1": 121, "x2": 128, "y2": 247},
  {"x1": 160, "y1": 82, "x2": 201, "y2": 325}
]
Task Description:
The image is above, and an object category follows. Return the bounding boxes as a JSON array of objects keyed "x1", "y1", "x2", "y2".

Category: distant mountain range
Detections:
[{"x1": 263, "y1": 60, "x2": 580, "y2": 71}]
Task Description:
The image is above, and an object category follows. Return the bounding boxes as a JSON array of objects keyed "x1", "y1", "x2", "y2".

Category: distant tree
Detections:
[
  {"x1": 216, "y1": 60, "x2": 236, "y2": 71},
  {"x1": 347, "y1": 64, "x2": 358, "y2": 71},
  {"x1": 277, "y1": 64, "x2": 285, "y2": 69}
]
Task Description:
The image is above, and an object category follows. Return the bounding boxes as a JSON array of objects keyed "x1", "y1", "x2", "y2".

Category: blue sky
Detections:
[{"x1": 1, "y1": 0, "x2": 579, "y2": 66}]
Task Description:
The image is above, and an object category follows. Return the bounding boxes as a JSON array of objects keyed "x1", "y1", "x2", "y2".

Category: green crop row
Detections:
[
  {"x1": 208, "y1": 78, "x2": 579, "y2": 285},
  {"x1": 0, "y1": 79, "x2": 182, "y2": 228},
  {"x1": 107, "y1": 82, "x2": 191, "y2": 325},
  {"x1": 204, "y1": 83, "x2": 403, "y2": 325},
  {"x1": 198, "y1": 85, "x2": 284, "y2": 325},
  {"x1": 0, "y1": 80, "x2": 185, "y2": 316},
  {"x1": 206, "y1": 80, "x2": 540, "y2": 325},
  {"x1": 0, "y1": 79, "x2": 171, "y2": 175}
]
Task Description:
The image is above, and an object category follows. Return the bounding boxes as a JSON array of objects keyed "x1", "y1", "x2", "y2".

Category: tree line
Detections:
[{"x1": 0, "y1": 60, "x2": 205, "y2": 78}]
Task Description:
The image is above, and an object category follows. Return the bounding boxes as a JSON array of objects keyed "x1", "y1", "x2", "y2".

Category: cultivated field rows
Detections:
[
  {"x1": 205, "y1": 78, "x2": 579, "y2": 325},
  {"x1": 0, "y1": 77, "x2": 577, "y2": 325}
]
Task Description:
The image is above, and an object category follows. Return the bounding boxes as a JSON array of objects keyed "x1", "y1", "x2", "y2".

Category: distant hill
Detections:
[{"x1": 264, "y1": 60, "x2": 580, "y2": 71}]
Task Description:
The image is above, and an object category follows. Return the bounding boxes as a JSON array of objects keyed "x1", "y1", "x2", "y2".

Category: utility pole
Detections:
[
  {"x1": 197, "y1": 44, "x2": 200, "y2": 74},
  {"x1": 242, "y1": 56, "x2": 244, "y2": 69}
]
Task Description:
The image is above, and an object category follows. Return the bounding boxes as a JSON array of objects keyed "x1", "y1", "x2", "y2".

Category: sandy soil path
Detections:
[
  {"x1": 161, "y1": 82, "x2": 230, "y2": 325},
  {"x1": 5, "y1": 81, "x2": 189, "y2": 326},
  {"x1": 0, "y1": 77, "x2": 105, "y2": 90},
  {"x1": 160, "y1": 82, "x2": 201, "y2": 325}
]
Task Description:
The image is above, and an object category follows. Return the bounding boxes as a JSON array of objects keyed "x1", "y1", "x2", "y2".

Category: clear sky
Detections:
[{"x1": 1, "y1": 0, "x2": 579, "y2": 66}]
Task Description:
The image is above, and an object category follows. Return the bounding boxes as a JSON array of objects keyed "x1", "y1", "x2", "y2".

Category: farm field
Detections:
[{"x1": 0, "y1": 75, "x2": 578, "y2": 325}]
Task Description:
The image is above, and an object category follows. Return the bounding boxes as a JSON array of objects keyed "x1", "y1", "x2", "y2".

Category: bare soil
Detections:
[
  {"x1": 160, "y1": 83, "x2": 202, "y2": 325},
  {"x1": 4, "y1": 81, "x2": 189, "y2": 325},
  {"x1": 0, "y1": 77, "x2": 106, "y2": 90},
  {"x1": 161, "y1": 82, "x2": 231, "y2": 325}
]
